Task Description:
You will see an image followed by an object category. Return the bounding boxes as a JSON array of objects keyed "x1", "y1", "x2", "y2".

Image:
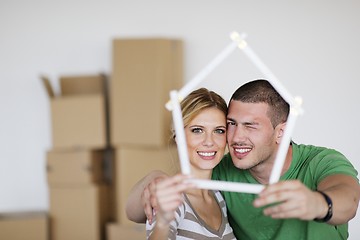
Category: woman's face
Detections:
[{"x1": 185, "y1": 108, "x2": 227, "y2": 173}]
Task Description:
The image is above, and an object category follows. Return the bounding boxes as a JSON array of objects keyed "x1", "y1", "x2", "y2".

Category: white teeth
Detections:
[
  {"x1": 235, "y1": 148, "x2": 251, "y2": 153},
  {"x1": 198, "y1": 152, "x2": 215, "y2": 157}
]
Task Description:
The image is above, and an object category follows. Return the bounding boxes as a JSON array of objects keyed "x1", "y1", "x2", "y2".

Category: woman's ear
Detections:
[{"x1": 275, "y1": 122, "x2": 286, "y2": 144}]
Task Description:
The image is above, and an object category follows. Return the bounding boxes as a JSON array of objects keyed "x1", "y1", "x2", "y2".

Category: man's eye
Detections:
[
  {"x1": 245, "y1": 124, "x2": 256, "y2": 130},
  {"x1": 227, "y1": 121, "x2": 236, "y2": 126}
]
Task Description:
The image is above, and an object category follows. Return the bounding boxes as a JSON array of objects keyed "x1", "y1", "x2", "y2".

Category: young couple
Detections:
[{"x1": 126, "y1": 79, "x2": 360, "y2": 240}]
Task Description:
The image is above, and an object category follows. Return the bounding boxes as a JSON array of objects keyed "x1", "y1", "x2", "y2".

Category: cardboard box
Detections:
[
  {"x1": 0, "y1": 211, "x2": 48, "y2": 240},
  {"x1": 49, "y1": 185, "x2": 111, "y2": 240},
  {"x1": 42, "y1": 74, "x2": 108, "y2": 150},
  {"x1": 106, "y1": 223, "x2": 145, "y2": 240},
  {"x1": 46, "y1": 149, "x2": 112, "y2": 187},
  {"x1": 111, "y1": 39, "x2": 183, "y2": 148},
  {"x1": 60, "y1": 75, "x2": 107, "y2": 96},
  {"x1": 113, "y1": 146, "x2": 178, "y2": 224}
]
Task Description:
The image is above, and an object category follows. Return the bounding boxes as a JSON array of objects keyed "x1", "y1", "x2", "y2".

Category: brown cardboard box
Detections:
[
  {"x1": 49, "y1": 185, "x2": 111, "y2": 240},
  {"x1": 60, "y1": 75, "x2": 106, "y2": 96},
  {"x1": 41, "y1": 74, "x2": 108, "y2": 150},
  {"x1": 113, "y1": 146, "x2": 178, "y2": 224},
  {"x1": 111, "y1": 38, "x2": 183, "y2": 148},
  {"x1": 0, "y1": 211, "x2": 48, "y2": 240},
  {"x1": 46, "y1": 149, "x2": 111, "y2": 187},
  {"x1": 106, "y1": 223, "x2": 145, "y2": 240}
]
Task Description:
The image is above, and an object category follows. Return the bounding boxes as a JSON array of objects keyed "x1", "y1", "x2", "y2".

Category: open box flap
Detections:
[{"x1": 40, "y1": 76, "x2": 55, "y2": 98}]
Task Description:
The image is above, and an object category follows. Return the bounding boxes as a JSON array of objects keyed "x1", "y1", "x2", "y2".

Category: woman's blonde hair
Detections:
[{"x1": 171, "y1": 88, "x2": 227, "y2": 139}]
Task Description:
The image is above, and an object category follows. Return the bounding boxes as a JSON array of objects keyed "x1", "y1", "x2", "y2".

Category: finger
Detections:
[
  {"x1": 157, "y1": 181, "x2": 194, "y2": 197},
  {"x1": 254, "y1": 191, "x2": 285, "y2": 207},
  {"x1": 255, "y1": 186, "x2": 299, "y2": 208},
  {"x1": 145, "y1": 202, "x2": 154, "y2": 224},
  {"x1": 264, "y1": 203, "x2": 313, "y2": 220},
  {"x1": 260, "y1": 180, "x2": 302, "y2": 196},
  {"x1": 259, "y1": 190, "x2": 316, "y2": 220},
  {"x1": 154, "y1": 175, "x2": 168, "y2": 184},
  {"x1": 156, "y1": 174, "x2": 192, "y2": 189},
  {"x1": 144, "y1": 180, "x2": 162, "y2": 224},
  {"x1": 149, "y1": 180, "x2": 158, "y2": 195},
  {"x1": 255, "y1": 182, "x2": 305, "y2": 207},
  {"x1": 156, "y1": 183, "x2": 191, "y2": 209},
  {"x1": 155, "y1": 176, "x2": 194, "y2": 201},
  {"x1": 266, "y1": 207, "x2": 299, "y2": 219},
  {"x1": 158, "y1": 195, "x2": 184, "y2": 213},
  {"x1": 262, "y1": 199, "x2": 299, "y2": 218},
  {"x1": 141, "y1": 187, "x2": 154, "y2": 223},
  {"x1": 157, "y1": 187, "x2": 183, "y2": 200},
  {"x1": 155, "y1": 175, "x2": 191, "y2": 214},
  {"x1": 148, "y1": 174, "x2": 194, "y2": 223},
  {"x1": 150, "y1": 192, "x2": 158, "y2": 213}
]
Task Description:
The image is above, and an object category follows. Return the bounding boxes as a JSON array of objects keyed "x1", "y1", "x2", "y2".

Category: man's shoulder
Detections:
[{"x1": 293, "y1": 142, "x2": 344, "y2": 158}]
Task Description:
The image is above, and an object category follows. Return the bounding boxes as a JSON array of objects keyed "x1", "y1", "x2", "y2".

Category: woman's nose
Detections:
[{"x1": 202, "y1": 133, "x2": 214, "y2": 147}]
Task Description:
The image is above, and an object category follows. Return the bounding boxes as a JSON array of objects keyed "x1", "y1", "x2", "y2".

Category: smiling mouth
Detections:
[
  {"x1": 198, "y1": 151, "x2": 216, "y2": 157},
  {"x1": 234, "y1": 148, "x2": 251, "y2": 154}
]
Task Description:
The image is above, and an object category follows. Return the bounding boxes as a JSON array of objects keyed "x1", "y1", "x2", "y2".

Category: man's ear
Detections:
[{"x1": 275, "y1": 122, "x2": 286, "y2": 144}]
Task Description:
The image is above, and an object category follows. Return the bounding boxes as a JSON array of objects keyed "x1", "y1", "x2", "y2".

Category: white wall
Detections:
[{"x1": 1, "y1": 0, "x2": 359, "y2": 238}]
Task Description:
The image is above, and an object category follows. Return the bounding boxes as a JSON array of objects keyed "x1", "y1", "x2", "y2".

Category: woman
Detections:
[{"x1": 146, "y1": 88, "x2": 236, "y2": 240}]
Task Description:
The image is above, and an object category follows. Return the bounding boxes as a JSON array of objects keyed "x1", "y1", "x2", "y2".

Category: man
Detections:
[{"x1": 126, "y1": 80, "x2": 360, "y2": 239}]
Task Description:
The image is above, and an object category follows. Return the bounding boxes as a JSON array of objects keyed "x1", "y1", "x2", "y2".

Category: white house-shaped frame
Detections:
[{"x1": 167, "y1": 32, "x2": 304, "y2": 194}]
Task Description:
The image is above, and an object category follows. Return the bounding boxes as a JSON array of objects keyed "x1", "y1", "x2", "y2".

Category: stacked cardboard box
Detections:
[
  {"x1": 41, "y1": 38, "x2": 184, "y2": 239},
  {"x1": 107, "y1": 223, "x2": 145, "y2": 240},
  {"x1": 0, "y1": 211, "x2": 48, "y2": 240},
  {"x1": 42, "y1": 74, "x2": 109, "y2": 150},
  {"x1": 110, "y1": 38, "x2": 183, "y2": 148},
  {"x1": 42, "y1": 74, "x2": 112, "y2": 240},
  {"x1": 107, "y1": 38, "x2": 183, "y2": 235}
]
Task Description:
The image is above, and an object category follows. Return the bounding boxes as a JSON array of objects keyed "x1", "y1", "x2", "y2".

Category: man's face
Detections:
[{"x1": 226, "y1": 100, "x2": 279, "y2": 171}]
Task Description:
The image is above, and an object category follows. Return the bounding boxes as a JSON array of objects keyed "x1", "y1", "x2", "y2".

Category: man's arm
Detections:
[
  {"x1": 254, "y1": 174, "x2": 360, "y2": 225},
  {"x1": 126, "y1": 170, "x2": 168, "y2": 223},
  {"x1": 316, "y1": 174, "x2": 359, "y2": 224}
]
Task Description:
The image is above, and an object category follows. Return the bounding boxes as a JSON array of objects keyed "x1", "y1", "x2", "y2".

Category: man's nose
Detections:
[{"x1": 231, "y1": 125, "x2": 246, "y2": 142}]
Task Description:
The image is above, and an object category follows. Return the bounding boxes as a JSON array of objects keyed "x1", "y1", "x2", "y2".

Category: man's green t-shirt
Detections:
[{"x1": 212, "y1": 143, "x2": 358, "y2": 240}]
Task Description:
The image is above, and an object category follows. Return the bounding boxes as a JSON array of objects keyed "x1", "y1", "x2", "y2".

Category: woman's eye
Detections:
[
  {"x1": 191, "y1": 128, "x2": 203, "y2": 133},
  {"x1": 215, "y1": 129, "x2": 226, "y2": 134}
]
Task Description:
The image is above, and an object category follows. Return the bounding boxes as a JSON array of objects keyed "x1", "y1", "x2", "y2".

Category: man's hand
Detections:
[
  {"x1": 142, "y1": 175, "x2": 168, "y2": 224},
  {"x1": 253, "y1": 175, "x2": 360, "y2": 225},
  {"x1": 253, "y1": 180, "x2": 327, "y2": 220},
  {"x1": 126, "y1": 170, "x2": 169, "y2": 223}
]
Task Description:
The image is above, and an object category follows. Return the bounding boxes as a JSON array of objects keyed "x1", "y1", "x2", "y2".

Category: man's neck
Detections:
[{"x1": 250, "y1": 145, "x2": 293, "y2": 185}]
